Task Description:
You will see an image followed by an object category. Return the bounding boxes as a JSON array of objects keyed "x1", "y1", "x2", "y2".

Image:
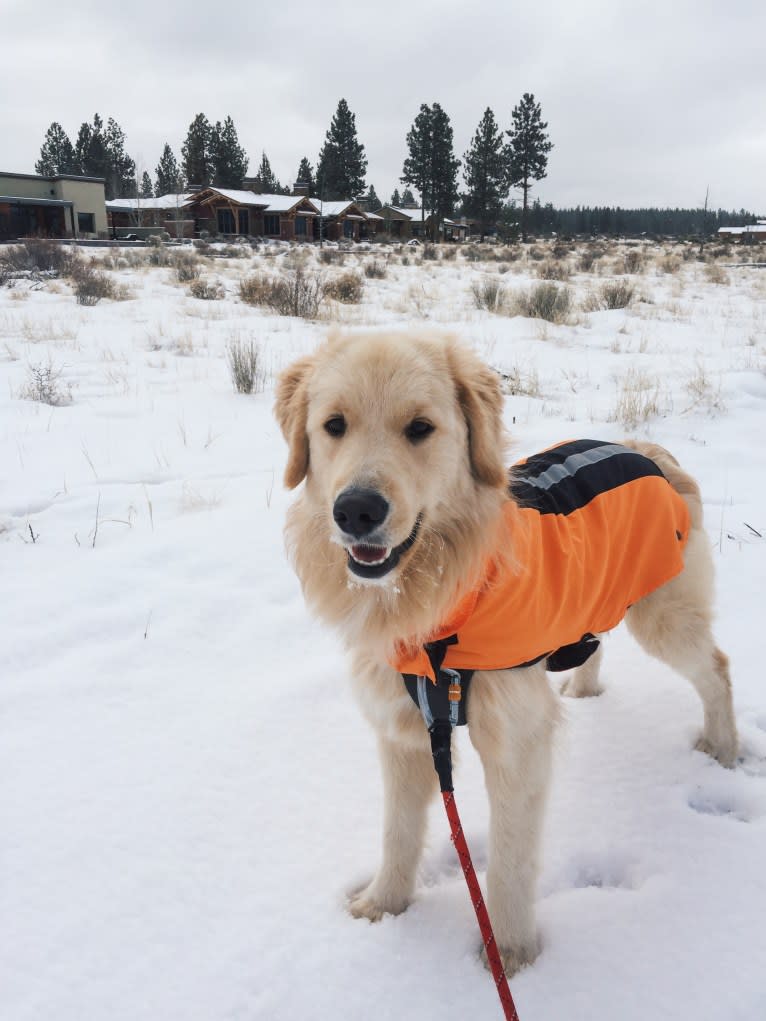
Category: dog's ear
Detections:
[
  {"x1": 446, "y1": 342, "x2": 506, "y2": 488},
  {"x1": 274, "y1": 354, "x2": 314, "y2": 489}
]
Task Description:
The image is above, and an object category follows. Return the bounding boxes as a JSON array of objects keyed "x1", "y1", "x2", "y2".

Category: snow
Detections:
[{"x1": 2, "y1": 240, "x2": 766, "y2": 1020}]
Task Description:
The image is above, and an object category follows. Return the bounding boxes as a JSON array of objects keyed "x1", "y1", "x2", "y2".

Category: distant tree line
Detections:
[{"x1": 33, "y1": 100, "x2": 761, "y2": 235}]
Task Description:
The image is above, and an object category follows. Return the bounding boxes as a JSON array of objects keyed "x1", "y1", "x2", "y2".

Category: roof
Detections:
[
  {"x1": 191, "y1": 188, "x2": 315, "y2": 213},
  {"x1": 106, "y1": 193, "x2": 192, "y2": 212},
  {"x1": 0, "y1": 170, "x2": 106, "y2": 185},
  {"x1": 717, "y1": 225, "x2": 766, "y2": 235},
  {"x1": 311, "y1": 200, "x2": 355, "y2": 216}
]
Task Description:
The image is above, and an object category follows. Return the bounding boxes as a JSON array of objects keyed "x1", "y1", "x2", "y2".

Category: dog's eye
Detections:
[
  {"x1": 405, "y1": 419, "x2": 435, "y2": 442},
  {"x1": 324, "y1": 416, "x2": 346, "y2": 437}
]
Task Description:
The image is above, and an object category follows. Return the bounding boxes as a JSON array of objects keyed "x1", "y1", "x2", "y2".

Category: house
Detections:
[
  {"x1": 0, "y1": 171, "x2": 107, "y2": 240},
  {"x1": 105, "y1": 193, "x2": 194, "y2": 238},
  {"x1": 717, "y1": 222, "x2": 766, "y2": 242},
  {"x1": 376, "y1": 204, "x2": 430, "y2": 240},
  {"x1": 312, "y1": 199, "x2": 374, "y2": 241},
  {"x1": 186, "y1": 188, "x2": 320, "y2": 241}
]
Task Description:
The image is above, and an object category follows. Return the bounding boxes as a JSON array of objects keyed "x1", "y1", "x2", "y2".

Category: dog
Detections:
[{"x1": 275, "y1": 329, "x2": 738, "y2": 978}]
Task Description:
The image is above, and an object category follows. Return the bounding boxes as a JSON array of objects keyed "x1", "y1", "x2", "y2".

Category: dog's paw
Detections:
[
  {"x1": 695, "y1": 733, "x2": 738, "y2": 769},
  {"x1": 481, "y1": 938, "x2": 539, "y2": 980},
  {"x1": 348, "y1": 884, "x2": 410, "y2": 922},
  {"x1": 560, "y1": 676, "x2": 603, "y2": 699}
]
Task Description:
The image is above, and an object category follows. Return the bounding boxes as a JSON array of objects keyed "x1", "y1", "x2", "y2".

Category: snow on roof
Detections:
[
  {"x1": 311, "y1": 199, "x2": 356, "y2": 216},
  {"x1": 200, "y1": 189, "x2": 311, "y2": 213},
  {"x1": 105, "y1": 193, "x2": 193, "y2": 211},
  {"x1": 388, "y1": 205, "x2": 425, "y2": 220},
  {"x1": 717, "y1": 224, "x2": 766, "y2": 234}
]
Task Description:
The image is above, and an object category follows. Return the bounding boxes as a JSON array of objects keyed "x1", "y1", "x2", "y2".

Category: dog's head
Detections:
[{"x1": 275, "y1": 331, "x2": 506, "y2": 584}]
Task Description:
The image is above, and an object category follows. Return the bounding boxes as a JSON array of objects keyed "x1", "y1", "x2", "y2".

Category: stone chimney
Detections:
[{"x1": 292, "y1": 181, "x2": 310, "y2": 197}]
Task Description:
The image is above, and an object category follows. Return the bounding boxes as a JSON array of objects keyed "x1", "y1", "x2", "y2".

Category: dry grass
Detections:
[
  {"x1": 508, "y1": 282, "x2": 572, "y2": 324},
  {"x1": 608, "y1": 367, "x2": 663, "y2": 428}
]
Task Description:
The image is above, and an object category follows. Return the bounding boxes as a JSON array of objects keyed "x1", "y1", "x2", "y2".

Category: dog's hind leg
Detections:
[
  {"x1": 561, "y1": 637, "x2": 604, "y2": 698},
  {"x1": 468, "y1": 665, "x2": 559, "y2": 978},
  {"x1": 626, "y1": 529, "x2": 738, "y2": 767},
  {"x1": 348, "y1": 735, "x2": 437, "y2": 921}
]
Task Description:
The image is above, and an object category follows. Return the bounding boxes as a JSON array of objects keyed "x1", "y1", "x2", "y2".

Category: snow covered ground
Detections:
[{"x1": 2, "y1": 239, "x2": 765, "y2": 1020}]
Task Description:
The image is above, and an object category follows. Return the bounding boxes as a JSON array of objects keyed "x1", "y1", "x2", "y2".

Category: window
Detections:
[
  {"x1": 343, "y1": 218, "x2": 353, "y2": 238},
  {"x1": 217, "y1": 208, "x2": 235, "y2": 234},
  {"x1": 237, "y1": 209, "x2": 249, "y2": 235},
  {"x1": 295, "y1": 216, "x2": 307, "y2": 236},
  {"x1": 77, "y1": 212, "x2": 95, "y2": 233},
  {"x1": 264, "y1": 214, "x2": 280, "y2": 236}
]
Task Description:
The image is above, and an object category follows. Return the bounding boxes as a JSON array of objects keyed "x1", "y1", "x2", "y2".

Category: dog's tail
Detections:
[{"x1": 621, "y1": 439, "x2": 704, "y2": 531}]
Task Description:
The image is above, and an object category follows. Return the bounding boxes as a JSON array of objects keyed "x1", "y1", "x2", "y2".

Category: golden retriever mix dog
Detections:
[{"x1": 275, "y1": 329, "x2": 737, "y2": 977}]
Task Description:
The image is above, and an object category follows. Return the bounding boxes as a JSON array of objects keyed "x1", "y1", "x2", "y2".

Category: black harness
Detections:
[{"x1": 402, "y1": 633, "x2": 600, "y2": 729}]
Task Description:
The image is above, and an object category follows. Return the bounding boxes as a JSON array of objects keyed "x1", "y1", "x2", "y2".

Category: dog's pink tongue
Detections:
[{"x1": 351, "y1": 544, "x2": 387, "y2": 564}]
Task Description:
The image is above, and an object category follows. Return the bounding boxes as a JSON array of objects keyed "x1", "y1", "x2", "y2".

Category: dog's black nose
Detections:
[{"x1": 333, "y1": 488, "x2": 389, "y2": 538}]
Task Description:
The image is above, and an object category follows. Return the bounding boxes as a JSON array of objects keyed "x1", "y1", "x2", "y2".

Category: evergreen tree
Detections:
[
  {"x1": 463, "y1": 107, "x2": 507, "y2": 238},
  {"x1": 252, "y1": 151, "x2": 281, "y2": 193},
  {"x1": 401, "y1": 103, "x2": 460, "y2": 239},
  {"x1": 72, "y1": 114, "x2": 135, "y2": 198},
  {"x1": 505, "y1": 93, "x2": 553, "y2": 241},
  {"x1": 155, "y1": 143, "x2": 183, "y2": 195},
  {"x1": 74, "y1": 114, "x2": 107, "y2": 181},
  {"x1": 35, "y1": 122, "x2": 77, "y2": 176},
  {"x1": 390, "y1": 188, "x2": 402, "y2": 207},
  {"x1": 140, "y1": 171, "x2": 154, "y2": 198},
  {"x1": 181, "y1": 113, "x2": 215, "y2": 188},
  {"x1": 211, "y1": 115, "x2": 248, "y2": 189},
  {"x1": 295, "y1": 156, "x2": 315, "y2": 193},
  {"x1": 401, "y1": 187, "x2": 416, "y2": 206},
  {"x1": 103, "y1": 117, "x2": 136, "y2": 198},
  {"x1": 365, "y1": 184, "x2": 382, "y2": 211},
  {"x1": 316, "y1": 98, "x2": 367, "y2": 199}
]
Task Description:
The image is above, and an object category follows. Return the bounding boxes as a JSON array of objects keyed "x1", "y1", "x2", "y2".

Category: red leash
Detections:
[
  {"x1": 428, "y1": 720, "x2": 520, "y2": 1021},
  {"x1": 441, "y1": 791, "x2": 520, "y2": 1021}
]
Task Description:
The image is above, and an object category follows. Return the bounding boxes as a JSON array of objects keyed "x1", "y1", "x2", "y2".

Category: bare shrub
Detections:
[
  {"x1": 422, "y1": 244, "x2": 439, "y2": 261},
  {"x1": 600, "y1": 280, "x2": 635, "y2": 309},
  {"x1": 189, "y1": 278, "x2": 224, "y2": 300},
  {"x1": 609, "y1": 368, "x2": 662, "y2": 428},
  {"x1": 536, "y1": 258, "x2": 571, "y2": 281},
  {"x1": 526, "y1": 245, "x2": 545, "y2": 261},
  {"x1": 471, "y1": 276, "x2": 503, "y2": 311},
  {"x1": 319, "y1": 248, "x2": 344, "y2": 265},
  {"x1": 440, "y1": 245, "x2": 458, "y2": 260},
  {"x1": 509, "y1": 282, "x2": 572, "y2": 324},
  {"x1": 622, "y1": 249, "x2": 645, "y2": 274},
  {"x1": 364, "y1": 259, "x2": 387, "y2": 279},
  {"x1": 71, "y1": 264, "x2": 116, "y2": 305},
  {"x1": 173, "y1": 252, "x2": 201, "y2": 282},
  {"x1": 19, "y1": 359, "x2": 72, "y2": 405},
  {"x1": 704, "y1": 263, "x2": 730, "y2": 285},
  {"x1": 497, "y1": 365, "x2": 541, "y2": 397},
  {"x1": 239, "y1": 267, "x2": 324, "y2": 318},
  {"x1": 324, "y1": 271, "x2": 364, "y2": 303},
  {"x1": 659, "y1": 253, "x2": 683, "y2": 275},
  {"x1": 226, "y1": 337, "x2": 265, "y2": 394}
]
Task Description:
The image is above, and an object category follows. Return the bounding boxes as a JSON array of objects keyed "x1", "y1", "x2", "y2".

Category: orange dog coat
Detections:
[{"x1": 391, "y1": 440, "x2": 691, "y2": 681}]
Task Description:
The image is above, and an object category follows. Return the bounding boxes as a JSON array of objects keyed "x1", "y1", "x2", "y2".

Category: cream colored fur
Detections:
[{"x1": 275, "y1": 330, "x2": 738, "y2": 978}]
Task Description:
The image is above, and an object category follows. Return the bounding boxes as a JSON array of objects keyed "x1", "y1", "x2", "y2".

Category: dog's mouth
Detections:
[{"x1": 346, "y1": 516, "x2": 422, "y2": 579}]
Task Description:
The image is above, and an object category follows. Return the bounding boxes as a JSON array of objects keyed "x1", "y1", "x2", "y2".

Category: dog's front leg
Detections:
[
  {"x1": 349, "y1": 734, "x2": 437, "y2": 921},
  {"x1": 469, "y1": 667, "x2": 559, "y2": 978}
]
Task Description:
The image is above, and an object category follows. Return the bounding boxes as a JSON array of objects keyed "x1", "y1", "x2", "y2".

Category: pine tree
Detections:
[
  {"x1": 72, "y1": 114, "x2": 135, "y2": 198},
  {"x1": 401, "y1": 187, "x2": 416, "y2": 207},
  {"x1": 35, "y1": 122, "x2": 77, "y2": 176},
  {"x1": 296, "y1": 156, "x2": 315, "y2": 193},
  {"x1": 103, "y1": 117, "x2": 136, "y2": 198},
  {"x1": 316, "y1": 98, "x2": 367, "y2": 200},
  {"x1": 155, "y1": 143, "x2": 183, "y2": 196},
  {"x1": 401, "y1": 103, "x2": 460, "y2": 239},
  {"x1": 463, "y1": 107, "x2": 507, "y2": 239},
  {"x1": 365, "y1": 184, "x2": 382, "y2": 211},
  {"x1": 140, "y1": 171, "x2": 154, "y2": 198},
  {"x1": 252, "y1": 151, "x2": 281, "y2": 194},
  {"x1": 181, "y1": 113, "x2": 215, "y2": 188},
  {"x1": 211, "y1": 116, "x2": 248, "y2": 189},
  {"x1": 390, "y1": 188, "x2": 402, "y2": 207},
  {"x1": 505, "y1": 93, "x2": 553, "y2": 241}
]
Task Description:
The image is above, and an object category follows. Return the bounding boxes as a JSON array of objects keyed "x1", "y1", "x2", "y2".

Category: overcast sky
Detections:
[{"x1": 2, "y1": 0, "x2": 764, "y2": 211}]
